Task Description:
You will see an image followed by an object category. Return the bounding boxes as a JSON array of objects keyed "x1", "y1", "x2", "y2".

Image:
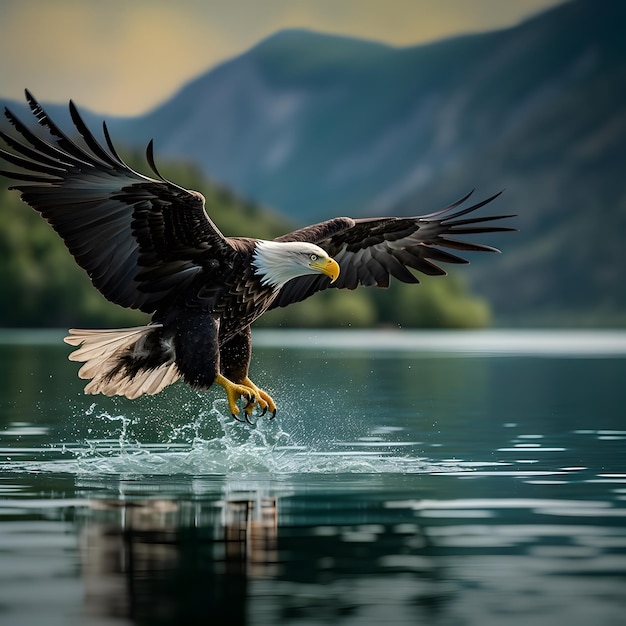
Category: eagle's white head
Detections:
[{"x1": 252, "y1": 240, "x2": 340, "y2": 289}]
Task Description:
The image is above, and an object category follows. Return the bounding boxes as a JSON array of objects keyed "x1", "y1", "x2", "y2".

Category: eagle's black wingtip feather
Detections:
[{"x1": 146, "y1": 139, "x2": 164, "y2": 180}]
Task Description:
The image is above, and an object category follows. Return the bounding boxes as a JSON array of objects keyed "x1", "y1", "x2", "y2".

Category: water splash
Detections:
[{"x1": 2, "y1": 398, "x2": 477, "y2": 477}]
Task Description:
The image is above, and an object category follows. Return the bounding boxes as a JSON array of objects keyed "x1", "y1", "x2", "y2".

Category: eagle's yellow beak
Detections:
[{"x1": 311, "y1": 257, "x2": 340, "y2": 283}]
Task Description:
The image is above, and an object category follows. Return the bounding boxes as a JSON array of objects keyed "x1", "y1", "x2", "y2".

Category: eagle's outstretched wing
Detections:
[
  {"x1": 0, "y1": 91, "x2": 237, "y2": 314},
  {"x1": 269, "y1": 191, "x2": 515, "y2": 308}
]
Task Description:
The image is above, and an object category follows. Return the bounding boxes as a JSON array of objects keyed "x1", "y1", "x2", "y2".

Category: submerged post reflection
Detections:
[{"x1": 78, "y1": 486, "x2": 278, "y2": 624}]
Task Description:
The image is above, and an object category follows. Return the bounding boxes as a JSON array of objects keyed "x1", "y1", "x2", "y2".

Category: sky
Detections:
[{"x1": 0, "y1": 0, "x2": 566, "y2": 116}]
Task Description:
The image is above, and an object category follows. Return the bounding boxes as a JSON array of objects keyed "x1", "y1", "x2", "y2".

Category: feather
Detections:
[
  {"x1": 65, "y1": 326, "x2": 181, "y2": 398},
  {"x1": 0, "y1": 92, "x2": 237, "y2": 315},
  {"x1": 270, "y1": 191, "x2": 515, "y2": 309}
]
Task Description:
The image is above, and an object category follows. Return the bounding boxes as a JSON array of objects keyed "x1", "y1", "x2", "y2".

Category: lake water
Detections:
[{"x1": 0, "y1": 329, "x2": 625, "y2": 626}]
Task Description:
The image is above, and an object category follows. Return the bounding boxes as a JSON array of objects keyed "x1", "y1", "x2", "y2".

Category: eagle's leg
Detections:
[
  {"x1": 219, "y1": 326, "x2": 277, "y2": 419},
  {"x1": 174, "y1": 314, "x2": 257, "y2": 422}
]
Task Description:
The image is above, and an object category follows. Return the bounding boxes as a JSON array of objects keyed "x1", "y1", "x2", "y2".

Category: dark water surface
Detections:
[{"x1": 0, "y1": 329, "x2": 625, "y2": 625}]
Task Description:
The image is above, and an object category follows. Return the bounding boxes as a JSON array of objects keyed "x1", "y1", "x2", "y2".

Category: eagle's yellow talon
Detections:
[
  {"x1": 214, "y1": 373, "x2": 276, "y2": 423},
  {"x1": 243, "y1": 377, "x2": 277, "y2": 418},
  {"x1": 215, "y1": 374, "x2": 257, "y2": 421}
]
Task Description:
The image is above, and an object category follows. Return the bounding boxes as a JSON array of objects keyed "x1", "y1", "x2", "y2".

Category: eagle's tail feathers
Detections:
[
  {"x1": 83, "y1": 361, "x2": 180, "y2": 400},
  {"x1": 64, "y1": 326, "x2": 180, "y2": 399}
]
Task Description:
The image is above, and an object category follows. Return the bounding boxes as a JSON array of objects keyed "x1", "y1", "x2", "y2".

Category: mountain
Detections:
[
  {"x1": 3, "y1": 0, "x2": 625, "y2": 324},
  {"x1": 113, "y1": 0, "x2": 625, "y2": 325}
]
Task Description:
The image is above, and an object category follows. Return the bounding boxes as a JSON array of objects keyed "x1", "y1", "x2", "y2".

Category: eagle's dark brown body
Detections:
[{"x1": 0, "y1": 91, "x2": 514, "y2": 421}]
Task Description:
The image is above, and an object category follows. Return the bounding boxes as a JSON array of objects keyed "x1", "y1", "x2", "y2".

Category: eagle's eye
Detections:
[{"x1": 309, "y1": 254, "x2": 319, "y2": 262}]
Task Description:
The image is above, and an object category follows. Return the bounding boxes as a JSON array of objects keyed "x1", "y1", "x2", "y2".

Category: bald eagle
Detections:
[{"x1": 0, "y1": 91, "x2": 514, "y2": 422}]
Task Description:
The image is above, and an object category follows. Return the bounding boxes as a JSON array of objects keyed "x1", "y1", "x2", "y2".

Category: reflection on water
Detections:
[
  {"x1": 79, "y1": 487, "x2": 278, "y2": 624},
  {"x1": 0, "y1": 330, "x2": 625, "y2": 625},
  {"x1": 46, "y1": 475, "x2": 625, "y2": 625}
]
